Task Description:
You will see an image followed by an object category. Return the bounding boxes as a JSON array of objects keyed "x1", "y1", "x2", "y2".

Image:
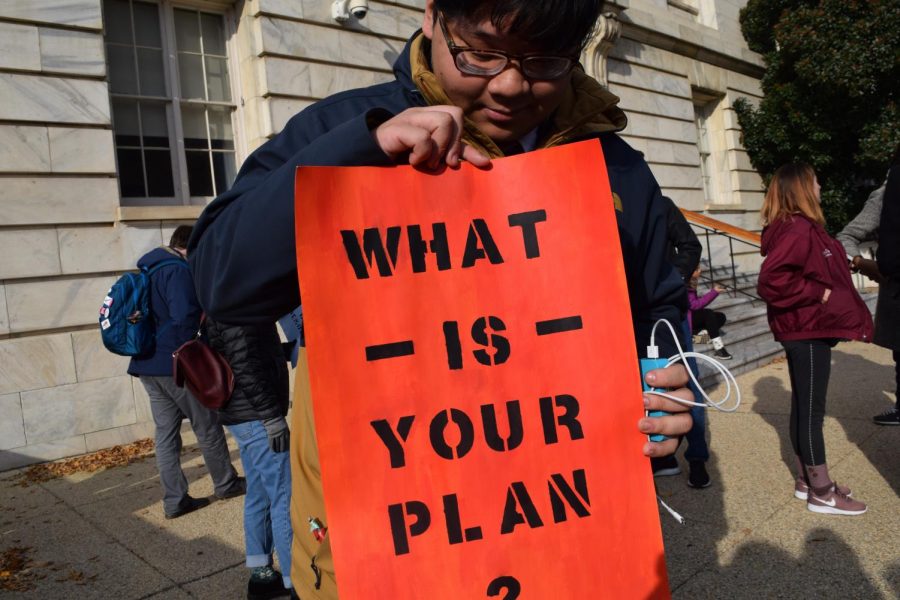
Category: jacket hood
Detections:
[
  {"x1": 761, "y1": 215, "x2": 819, "y2": 257},
  {"x1": 395, "y1": 31, "x2": 628, "y2": 158},
  {"x1": 137, "y1": 246, "x2": 185, "y2": 270}
]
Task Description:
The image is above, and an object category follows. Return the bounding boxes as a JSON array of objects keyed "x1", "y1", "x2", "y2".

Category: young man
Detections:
[
  {"x1": 189, "y1": 2, "x2": 693, "y2": 597},
  {"x1": 128, "y1": 226, "x2": 244, "y2": 519}
]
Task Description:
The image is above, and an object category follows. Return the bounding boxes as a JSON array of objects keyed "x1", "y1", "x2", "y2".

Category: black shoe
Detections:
[
  {"x1": 217, "y1": 476, "x2": 247, "y2": 500},
  {"x1": 248, "y1": 566, "x2": 291, "y2": 600},
  {"x1": 714, "y1": 347, "x2": 733, "y2": 360},
  {"x1": 872, "y1": 407, "x2": 900, "y2": 426},
  {"x1": 651, "y1": 455, "x2": 681, "y2": 477},
  {"x1": 164, "y1": 495, "x2": 210, "y2": 519},
  {"x1": 688, "y1": 460, "x2": 711, "y2": 488}
]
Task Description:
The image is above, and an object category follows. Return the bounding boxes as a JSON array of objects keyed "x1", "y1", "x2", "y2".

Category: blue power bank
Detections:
[{"x1": 640, "y1": 357, "x2": 670, "y2": 443}]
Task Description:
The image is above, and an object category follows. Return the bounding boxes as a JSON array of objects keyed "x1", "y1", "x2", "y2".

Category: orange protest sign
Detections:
[{"x1": 294, "y1": 140, "x2": 669, "y2": 599}]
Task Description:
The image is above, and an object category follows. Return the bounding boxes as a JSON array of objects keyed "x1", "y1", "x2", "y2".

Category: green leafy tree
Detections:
[{"x1": 734, "y1": 0, "x2": 900, "y2": 229}]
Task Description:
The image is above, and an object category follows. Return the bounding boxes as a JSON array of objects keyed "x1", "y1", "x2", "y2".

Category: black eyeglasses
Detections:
[{"x1": 437, "y1": 12, "x2": 576, "y2": 81}]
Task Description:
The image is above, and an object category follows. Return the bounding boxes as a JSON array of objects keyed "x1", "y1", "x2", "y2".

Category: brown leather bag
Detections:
[{"x1": 172, "y1": 322, "x2": 234, "y2": 410}]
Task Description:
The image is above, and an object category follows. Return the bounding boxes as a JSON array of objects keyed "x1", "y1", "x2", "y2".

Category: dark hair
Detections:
[
  {"x1": 434, "y1": 0, "x2": 606, "y2": 55},
  {"x1": 169, "y1": 225, "x2": 193, "y2": 249}
]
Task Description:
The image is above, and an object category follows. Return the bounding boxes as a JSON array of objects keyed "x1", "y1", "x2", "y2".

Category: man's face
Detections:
[{"x1": 422, "y1": 2, "x2": 572, "y2": 146}]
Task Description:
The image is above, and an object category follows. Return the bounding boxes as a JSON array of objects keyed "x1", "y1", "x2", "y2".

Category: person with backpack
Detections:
[{"x1": 127, "y1": 225, "x2": 245, "y2": 519}]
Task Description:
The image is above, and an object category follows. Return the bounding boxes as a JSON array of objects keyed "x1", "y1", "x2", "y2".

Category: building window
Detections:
[{"x1": 104, "y1": 0, "x2": 237, "y2": 205}]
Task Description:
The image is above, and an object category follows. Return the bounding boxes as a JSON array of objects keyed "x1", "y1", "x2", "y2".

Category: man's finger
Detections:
[
  {"x1": 643, "y1": 387, "x2": 693, "y2": 414},
  {"x1": 460, "y1": 143, "x2": 491, "y2": 168},
  {"x1": 644, "y1": 363, "x2": 689, "y2": 389},
  {"x1": 638, "y1": 411, "x2": 691, "y2": 438},
  {"x1": 643, "y1": 438, "x2": 681, "y2": 457}
]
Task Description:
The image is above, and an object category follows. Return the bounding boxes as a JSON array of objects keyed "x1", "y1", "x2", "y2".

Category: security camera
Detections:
[
  {"x1": 332, "y1": 0, "x2": 368, "y2": 22},
  {"x1": 349, "y1": 0, "x2": 368, "y2": 19}
]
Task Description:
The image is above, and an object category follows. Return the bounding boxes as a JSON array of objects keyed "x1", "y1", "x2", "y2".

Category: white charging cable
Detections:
[
  {"x1": 645, "y1": 318, "x2": 741, "y2": 413},
  {"x1": 645, "y1": 318, "x2": 742, "y2": 524}
]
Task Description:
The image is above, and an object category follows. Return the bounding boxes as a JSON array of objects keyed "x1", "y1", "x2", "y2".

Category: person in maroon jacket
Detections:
[{"x1": 757, "y1": 163, "x2": 874, "y2": 516}]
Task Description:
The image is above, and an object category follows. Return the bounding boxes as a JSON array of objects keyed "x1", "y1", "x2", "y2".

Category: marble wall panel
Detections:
[
  {"x1": 48, "y1": 128, "x2": 115, "y2": 173},
  {"x1": 338, "y1": 29, "x2": 405, "y2": 71},
  {"x1": 608, "y1": 59, "x2": 692, "y2": 99},
  {"x1": 621, "y1": 113, "x2": 697, "y2": 144},
  {"x1": 263, "y1": 58, "x2": 394, "y2": 99},
  {"x1": 39, "y1": 28, "x2": 105, "y2": 76},
  {"x1": 0, "y1": 393, "x2": 26, "y2": 450},
  {"x1": 0, "y1": 334, "x2": 77, "y2": 395},
  {"x1": 268, "y1": 98, "x2": 315, "y2": 136},
  {"x1": 21, "y1": 375, "x2": 136, "y2": 445},
  {"x1": 731, "y1": 170, "x2": 765, "y2": 193},
  {"x1": 0, "y1": 22, "x2": 41, "y2": 71},
  {"x1": 308, "y1": 62, "x2": 392, "y2": 98},
  {"x1": 0, "y1": 126, "x2": 51, "y2": 173},
  {"x1": 0, "y1": 73, "x2": 110, "y2": 125},
  {"x1": 0, "y1": 228, "x2": 61, "y2": 280},
  {"x1": 132, "y1": 377, "x2": 152, "y2": 422},
  {"x1": 0, "y1": 285, "x2": 8, "y2": 335},
  {"x1": 664, "y1": 187, "x2": 706, "y2": 211},
  {"x1": 647, "y1": 163, "x2": 703, "y2": 191},
  {"x1": 0, "y1": 435, "x2": 87, "y2": 471},
  {"x1": 0, "y1": 178, "x2": 119, "y2": 225},
  {"x1": 621, "y1": 136, "x2": 700, "y2": 167},
  {"x1": 0, "y1": 1, "x2": 103, "y2": 30},
  {"x1": 260, "y1": 18, "x2": 403, "y2": 71},
  {"x1": 5, "y1": 275, "x2": 116, "y2": 332},
  {"x1": 262, "y1": 58, "x2": 312, "y2": 97},
  {"x1": 72, "y1": 330, "x2": 129, "y2": 383},
  {"x1": 84, "y1": 421, "x2": 154, "y2": 452},
  {"x1": 727, "y1": 149, "x2": 755, "y2": 173},
  {"x1": 261, "y1": 0, "x2": 422, "y2": 38},
  {"x1": 58, "y1": 223, "x2": 161, "y2": 274},
  {"x1": 610, "y1": 84, "x2": 694, "y2": 122}
]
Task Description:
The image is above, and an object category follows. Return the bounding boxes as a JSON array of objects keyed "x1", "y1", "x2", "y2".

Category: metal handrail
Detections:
[{"x1": 681, "y1": 208, "x2": 762, "y2": 302}]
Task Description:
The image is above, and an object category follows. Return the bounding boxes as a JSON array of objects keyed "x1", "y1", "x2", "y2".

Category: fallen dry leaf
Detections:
[
  {"x1": 0, "y1": 546, "x2": 37, "y2": 592},
  {"x1": 14, "y1": 439, "x2": 155, "y2": 487}
]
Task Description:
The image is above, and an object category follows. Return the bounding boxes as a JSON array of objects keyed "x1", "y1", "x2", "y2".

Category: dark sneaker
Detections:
[
  {"x1": 794, "y1": 478, "x2": 851, "y2": 501},
  {"x1": 164, "y1": 495, "x2": 210, "y2": 519},
  {"x1": 651, "y1": 455, "x2": 681, "y2": 477},
  {"x1": 248, "y1": 566, "x2": 290, "y2": 600},
  {"x1": 872, "y1": 407, "x2": 900, "y2": 426},
  {"x1": 714, "y1": 347, "x2": 733, "y2": 360},
  {"x1": 807, "y1": 483, "x2": 866, "y2": 516},
  {"x1": 217, "y1": 476, "x2": 247, "y2": 500},
  {"x1": 687, "y1": 460, "x2": 711, "y2": 488}
]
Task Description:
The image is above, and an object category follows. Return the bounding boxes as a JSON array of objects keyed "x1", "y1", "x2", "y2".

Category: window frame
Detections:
[{"x1": 105, "y1": 0, "x2": 244, "y2": 207}]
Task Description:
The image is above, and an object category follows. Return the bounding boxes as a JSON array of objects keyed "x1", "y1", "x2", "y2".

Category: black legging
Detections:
[
  {"x1": 692, "y1": 309, "x2": 726, "y2": 338},
  {"x1": 894, "y1": 349, "x2": 900, "y2": 410},
  {"x1": 783, "y1": 339, "x2": 836, "y2": 466}
]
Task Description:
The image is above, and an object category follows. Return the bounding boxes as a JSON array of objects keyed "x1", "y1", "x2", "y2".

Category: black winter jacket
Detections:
[
  {"x1": 205, "y1": 319, "x2": 289, "y2": 425},
  {"x1": 662, "y1": 196, "x2": 702, "y2": 281}
]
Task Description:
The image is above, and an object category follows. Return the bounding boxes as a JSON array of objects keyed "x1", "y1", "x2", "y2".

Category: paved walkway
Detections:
[{"x1": 1, "y1": 341, "x2": 897, "y2": 599}]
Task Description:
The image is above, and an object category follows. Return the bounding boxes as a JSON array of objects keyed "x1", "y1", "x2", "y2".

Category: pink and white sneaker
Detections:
[
  {"x1": 807, "y1": 483, "x2": 866, "y2": 516},
  {"x1": 795, "y1": 478, "x2": 851, "y2": 500}
]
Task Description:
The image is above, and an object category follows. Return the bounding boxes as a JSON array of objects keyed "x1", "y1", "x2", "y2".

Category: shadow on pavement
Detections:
[{"x1": 1, "y1": 444, "x2": 248, "y2": 600}]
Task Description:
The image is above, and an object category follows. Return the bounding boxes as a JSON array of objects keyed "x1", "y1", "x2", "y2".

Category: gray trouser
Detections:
[{"x1": 140, "y1": 375, "x2": 238, "y2": 513}]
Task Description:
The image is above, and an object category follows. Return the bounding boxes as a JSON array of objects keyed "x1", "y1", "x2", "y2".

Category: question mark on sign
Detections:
[{"x1": 487, "y1": 575, "x2": 521, "y2": 599}]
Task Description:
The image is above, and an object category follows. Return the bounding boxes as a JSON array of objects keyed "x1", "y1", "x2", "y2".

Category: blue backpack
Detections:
[{"x1": 100, "y1": 259, "x2": 187, "y2": 356}]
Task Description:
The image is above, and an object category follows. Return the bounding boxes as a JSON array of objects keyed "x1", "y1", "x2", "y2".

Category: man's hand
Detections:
[
  {"x1": 854, "y1": 257, "x2": 884, "y2": 283},
  {"x1": 262, "y1": 416, "x2": 290, "y2": 453},
  {"x1": 639, "y1": 363, "x2": 693, "y2": 457},
  {"x1": 374, "y1": 106, "x2": 491, "y2": 171}
]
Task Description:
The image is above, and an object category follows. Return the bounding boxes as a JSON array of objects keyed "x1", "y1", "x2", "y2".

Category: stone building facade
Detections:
[{"x1": 0, "y1": 0, "x2": 763, "y2": 469}]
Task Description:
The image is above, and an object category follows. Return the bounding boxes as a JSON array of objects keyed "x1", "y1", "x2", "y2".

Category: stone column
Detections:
[{"x1": 581, "y1": 11, "x2": 621, "y2": 87}]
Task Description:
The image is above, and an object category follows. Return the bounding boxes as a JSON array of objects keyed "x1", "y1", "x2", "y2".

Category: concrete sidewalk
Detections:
[{"x1": 1, "y1": 341, "x2": 898, "y2": 599}]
